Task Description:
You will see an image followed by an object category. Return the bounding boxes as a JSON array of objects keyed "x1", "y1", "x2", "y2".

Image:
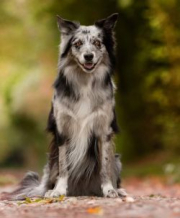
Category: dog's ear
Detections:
[
  {"x1": 95, "y1": 13, "x2": 119, "y2": 30},
  {"x1": 57, "y1": 15, "x2": 80, "y2": 34}
]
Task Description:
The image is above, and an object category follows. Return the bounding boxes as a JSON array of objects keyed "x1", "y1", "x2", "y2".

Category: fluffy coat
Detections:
[{"x1": 1, "y1": 13, "x2": 129, "y2": 200}]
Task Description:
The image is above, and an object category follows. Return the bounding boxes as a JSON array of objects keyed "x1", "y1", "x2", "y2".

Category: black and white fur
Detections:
[{"x1": 2, "y1": 14, "x2": 131, "y2": 200}]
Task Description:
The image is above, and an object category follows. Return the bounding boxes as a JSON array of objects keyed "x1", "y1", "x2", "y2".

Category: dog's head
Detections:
[{"x1": 57, "y1": 14, "x2": 118, "y2": 73}]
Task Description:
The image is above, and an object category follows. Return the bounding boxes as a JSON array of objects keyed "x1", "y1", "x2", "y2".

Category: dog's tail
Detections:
[{"x1": 0, "y1": 166, "x2": 49, "y2": 200}]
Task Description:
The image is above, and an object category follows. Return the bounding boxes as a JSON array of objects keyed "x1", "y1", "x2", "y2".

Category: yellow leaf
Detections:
[
  {"x1": 59, "y1": 195, "x2": 65, "y2": 201},
  {"x1": 25, "y1": 197, "x2": 32, "y2": 204},
  {"x1": 33, "y1": 198, "x2": 44, "y2": 203}
]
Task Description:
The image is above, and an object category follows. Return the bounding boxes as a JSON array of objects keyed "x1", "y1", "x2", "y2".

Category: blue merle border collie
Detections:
[{"x1": 2, "y1": 13, "x2": 132, "y2": 201}]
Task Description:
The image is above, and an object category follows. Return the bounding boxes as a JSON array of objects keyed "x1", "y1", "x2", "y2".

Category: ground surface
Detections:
[{"x1": 0, "y1": 170, "x2": 180, "y2": 218}]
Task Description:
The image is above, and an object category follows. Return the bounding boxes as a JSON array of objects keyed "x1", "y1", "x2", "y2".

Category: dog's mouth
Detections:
[
  {"x1": 83, "y1": 62, "x2": 95, "y2": 71},
  {"x1": 77, "y1": 59, "x2": 99, "y2": 72}
]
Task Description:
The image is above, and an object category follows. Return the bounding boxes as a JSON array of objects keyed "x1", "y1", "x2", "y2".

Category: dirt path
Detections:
[{"x1": 0, "y1": 173, "x2": 180, "y2": 218}]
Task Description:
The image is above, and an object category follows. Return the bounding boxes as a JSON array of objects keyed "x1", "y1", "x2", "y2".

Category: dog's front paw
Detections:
[
  {"x1": 117, "y1": 188, "x2": 128, "y2": 197},
  {"x1": 44, "y1": 189, "x2": 66, "y2": 198},
  {"x1": 117, "y1": 188, "x2": 134, "y2": 202},
  {"x1": 102, "y1": 183, "x2": 118, "y2": 198},
  {"x1": 106, "y1": 189, "x2": 118, "y2": 198}
]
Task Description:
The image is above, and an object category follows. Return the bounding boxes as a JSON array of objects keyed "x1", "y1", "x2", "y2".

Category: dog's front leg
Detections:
[
  {"x1": 45, "y1": 145, "x2": 68, "y2": 198},
  {"x1": 100, "y1": 136, "x2": 118, "y2": 198}
]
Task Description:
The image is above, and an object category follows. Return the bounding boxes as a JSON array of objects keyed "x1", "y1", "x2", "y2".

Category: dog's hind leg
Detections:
[{"x1": 45, "y1": 144, "x2": 68, "y2": 198}]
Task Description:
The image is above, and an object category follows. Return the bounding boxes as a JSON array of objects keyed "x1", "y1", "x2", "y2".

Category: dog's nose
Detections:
[{"x1": 84, "y1": 53, "x2": 94, "y2": 61}]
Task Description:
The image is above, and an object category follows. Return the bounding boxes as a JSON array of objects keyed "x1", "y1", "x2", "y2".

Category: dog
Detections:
[{"x1": 1, "y1": 13, "x2": 131, "y2": 201}]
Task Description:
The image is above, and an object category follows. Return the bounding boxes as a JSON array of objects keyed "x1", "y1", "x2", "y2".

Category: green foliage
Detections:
[{"x1": 0, "y1": 0, "x2": 180, "y2": 167}]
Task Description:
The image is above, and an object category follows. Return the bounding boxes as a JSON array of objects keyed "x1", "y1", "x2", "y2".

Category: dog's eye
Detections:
[
  {"x1": 94, "y1": 40, "x2": 101, "y2": 47},
  {"x1": 74, "y1": 41, "x2": 82, "y2": 48}
]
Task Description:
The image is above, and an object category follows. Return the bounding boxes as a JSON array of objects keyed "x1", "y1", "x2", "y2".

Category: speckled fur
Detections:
[{"x1": 2, "y1": 14, "x2": 127, "y2": 200}]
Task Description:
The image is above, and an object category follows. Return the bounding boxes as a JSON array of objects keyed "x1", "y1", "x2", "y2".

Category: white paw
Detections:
[
  {"x1": 117, "y1": 188, "x2": 134, "y2": 202},
  {"x1": 106, "y1": 189, "x2": 118, "y2": 198},
  {"x1": 117, "y1": 188, "x2": 128, "y2": 197},
  {"x1": 44, "y1": 189, "x2": 66, "y2": 198},
  {"x1": 102, "y1": 183, "x2": 118, "y2": 198}
]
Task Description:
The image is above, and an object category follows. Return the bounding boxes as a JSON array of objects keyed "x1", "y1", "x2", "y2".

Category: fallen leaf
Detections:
[
  {"x1": 87, "y1": 206, "x2": 103, "y2": 215},
  {"x1": 33, "y1": 198, "x2": 44, "y2": 203},
  {"x1": 45, "y1": 198, "x2": 54, "y2": 204},
  {"x1": 25, "y1": 197, "x2": 32, "y2": 204},
  {"x1": 59, "y1": 195, "x2": 65, "y2": 202}
]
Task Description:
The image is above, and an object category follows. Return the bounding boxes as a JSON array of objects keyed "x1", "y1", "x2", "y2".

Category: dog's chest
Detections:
[
  {"x1": 74, "y1": 85, "x2": 96, "y2": 118},
  {"x1": 54, "y1": 80, "x2": 112, "y2": 131},
  {"x1": 56, "y1": 82, "x2": 105, "y2": 116}
]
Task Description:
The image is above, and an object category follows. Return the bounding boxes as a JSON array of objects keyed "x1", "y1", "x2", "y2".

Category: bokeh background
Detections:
[{"x1": 0, "y1": 0, "x2": 180, "y2": 181}]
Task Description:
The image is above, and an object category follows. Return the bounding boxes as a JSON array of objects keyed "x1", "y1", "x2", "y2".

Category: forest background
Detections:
[{"x1": 0, "y1": 0, "x2": 180, "y2": 180}]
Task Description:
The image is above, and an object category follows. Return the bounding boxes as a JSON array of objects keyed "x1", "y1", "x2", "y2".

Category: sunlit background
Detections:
[{"x1": 0, "y1": 0, "x2": 180, "y2": 181}]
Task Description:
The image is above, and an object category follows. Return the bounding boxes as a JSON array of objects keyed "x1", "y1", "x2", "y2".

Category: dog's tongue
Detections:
[{"x1": 84, "y1": 63, "x2": 94, "y2": 70}]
